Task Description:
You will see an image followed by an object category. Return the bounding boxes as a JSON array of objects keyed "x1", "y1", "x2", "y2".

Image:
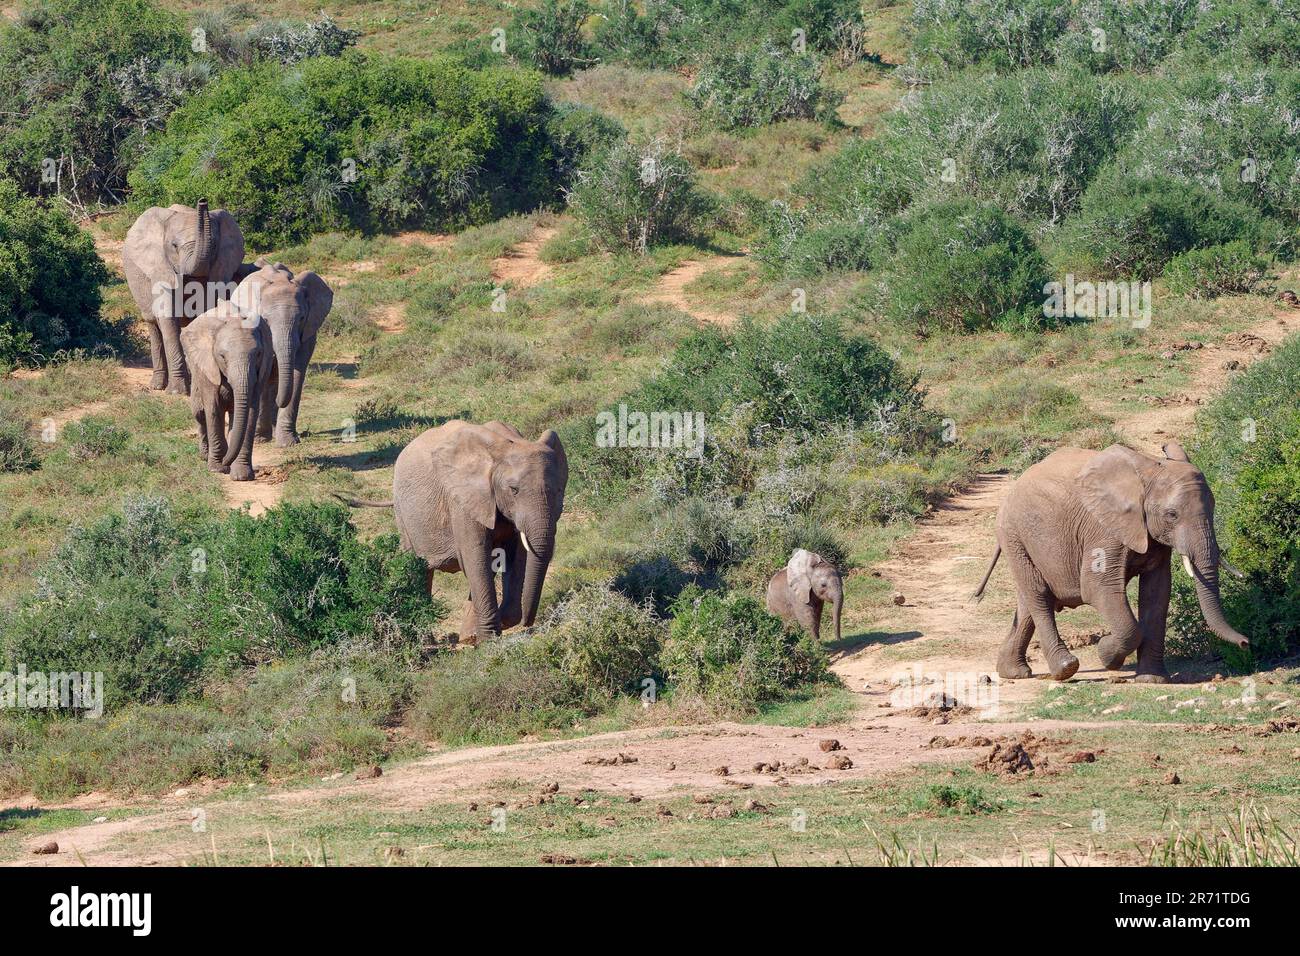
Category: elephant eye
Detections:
[
  {"x1": 509, "y1": 484, "x2": 519, "y2": 496},
  {"x1": 1165, "y1": 509, "x2": 1178, "y2": 519}
]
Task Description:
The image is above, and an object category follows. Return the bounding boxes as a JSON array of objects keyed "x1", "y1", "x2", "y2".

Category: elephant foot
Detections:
[
  {"x1": 1134, "y1": 671, "x2": 1170, "y2": 684},
  {"x1": 229, "y1": 462, "x2": 255, "y2": 481},
  {"x1": 209, "y1": 462, "x2": 230, "y2": 474},
  {"x1": 1095, "y1": 639, "x2": 1128, "y2": 670},
  {"x1": 165, "y1": 381, "x2": 188, "y2": 397},
  {"x1": 274, "y1": 431, "x2": 301, "y2": 448},
  {"x1": 149, "y1": 371, "x2": 168, "y2": 390},
  {"x1": 997, "y1": 659, "x2": 1033, "y2": 680},
  {"x1": 254, "y1": 430, "x2": 274, "y2": 444},
  {"x1": 1047, "y1": 654, "x2": 1080, "y2": 681}
]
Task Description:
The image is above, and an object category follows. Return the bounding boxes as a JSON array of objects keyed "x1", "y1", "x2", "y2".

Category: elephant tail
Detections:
[
  {"x1": 331, "y1": 492, "x2": 393, "y2": 509},
  {"x1": 971, "y1": 544, "x2": 1001, "y2": 603}
]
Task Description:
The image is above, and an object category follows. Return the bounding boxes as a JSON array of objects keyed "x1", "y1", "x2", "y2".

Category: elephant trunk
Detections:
[
  {"x1": 221, "y1": 360, "x2": 255, "y2": 467},
  {"x1": 518, "y1": 513, "x2": 556, "y2": 627},
  {"x1": 190, "y1": 200, "x2": 215, "y2": 277},
  {"x1": 1186, "y1": 552, "x2": 1249, "y2": 649},
  {"x1": 274, "y1": 331, "x2": 295, "y2": 409},
  {"x1": 830, "y1": 580, "x2": 843, "y2": 645}
]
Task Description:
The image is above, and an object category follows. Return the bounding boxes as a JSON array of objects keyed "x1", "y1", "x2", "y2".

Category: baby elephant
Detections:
[
  {"x1": 766, "y1": 549, "x2": 843, "y2": 643},
  {"x1": 180, "y1": 302, "x2": 273, "y2": 480}
]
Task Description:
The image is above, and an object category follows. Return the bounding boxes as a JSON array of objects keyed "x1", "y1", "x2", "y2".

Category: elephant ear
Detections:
[
  {"x1": 231, "y1": 270, "x2": 270, "y2": 323},
  {"x1": 180, "y1": 311, "x2": 222, "y2": 387},
  {"x1": 1162, "y1": 441, "x2": 1191, "y2": 463},
  {"x1": 208, "y1": 209, "x2": 246, "y2": 286},
  {"x1": 787, "y1": 549, "x2": 816, "y2": 604},
  {"x1": 538, "y1": 429, "x2": 568, "y2": 513},
  {"x1": 297, "y1": 270, "x2": 334, "y2": 339},
  {"x1": 123, "y1": 207, "x2": 180, "y2": 317},
  {"x1": 1077, "y1": 445, "x2": 1149, "y2": 554},
  {"x1": 254, "y1": 319, "x2": 275, "y2": 385},
  {"x1": 432, "y1": 430, "x2": 497, "y2": 530}
]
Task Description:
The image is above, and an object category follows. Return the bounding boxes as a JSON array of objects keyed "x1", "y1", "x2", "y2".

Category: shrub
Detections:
[
  {"x1": 0, "y1": 180, "x2": 113, "y2": 368},
  {"x1": 543, "y1": 102, "x2": 627, "y2": 188},
  {"x1": 685, "y1": 41, "x2": 843, "y2": 129},
  {"x1": 660, "y1": 584, "x2": 831, "y2": 710},
  {"x1": 567, "y1": 135, "x2": 714, "y2": 253},
  {"x1": 1163, "y1": 242, "x2": 1269, "y2": 298},
  {"x1": 1170, "y1": 335, "x2": 1300, "y2": 666},
  {"x1": 238, "y1": 14, "x2": 359, "y2": 65},
  {"x1": 0, "y1": 414, "x2": 37, "y2": 472},
  {"x1": 0, "y1": 495, "x2": 444, "y2": 708},
  {"x1": 62, "y1": 416, "x2": 129, "y2": 460},
  {"x1": 129, "y1": 53, "x2": 563, "y2": 246},
  {"x1": 513, "y1": 0, "x2": 594, "y2": 76},
  {"x1": 0, "y1": 0, "x2": 202, "y2": 207},
  {"x1": 1062, "y1": 173, "x2": 1269, "y2": 279},
  {"x1": 876, "y1": 200, "x2": 1050, "y2": 335}
]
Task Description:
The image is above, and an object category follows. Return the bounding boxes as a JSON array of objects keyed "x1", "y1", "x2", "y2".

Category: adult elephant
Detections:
[
  {"x1": 229, "y1": 260, "x2": 333, "y2": 447},
  {"x1": 179, "y1": 302, "x2": 273, "y2": 481},
  {"x1": 339, "y1": 420, "x2": 568, "y2": 644},
  {"x1": 972, "y1": 442, "x2": 1249, "y2": 683},
  {"x1": 123, "y1": 201, "x2": 245, "y2": 394},
  {"x1": 766, "y1": 549, "x2": 843, "y2": 643}
]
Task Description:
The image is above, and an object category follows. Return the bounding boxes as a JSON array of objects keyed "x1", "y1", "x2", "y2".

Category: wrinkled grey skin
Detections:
[
  {"x1": 766, "y1": 549, "x2": 843, "y2": 643},
  {"x1": 180, "y1": 303, "x2": 274, "y2": 481},
  {"x1": 122, "y1": 202, "x2": 245, "y2": 395},
  {"x1": 341, "y1": 420, "x2": 568, "y2": 643},
  {"x1": 973, "y1": 443, "x2": 1249, "y2": 683},
  {"x1": 229, "y1": 260, "x2": 333, "y2": 447}
]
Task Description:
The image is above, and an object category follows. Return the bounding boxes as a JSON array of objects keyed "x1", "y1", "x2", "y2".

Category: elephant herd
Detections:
[
  {"x1": 116, "y1": 204, "x2": 1250, "y2": 671},
  {"x1": 122, "y1": 201, "x2": 333, "y2": 481}
]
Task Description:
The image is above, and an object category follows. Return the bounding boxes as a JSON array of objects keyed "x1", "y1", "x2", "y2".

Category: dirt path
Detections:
[
  {"x1": 10, "y1": 715, "x2": 1124, "y2": 866},
  {"x1": 645, "y1": 256, "x2": 741, "y2": 326},
  {"x1": 491, "y1": 226, "x2": 558, "y2": 289}
]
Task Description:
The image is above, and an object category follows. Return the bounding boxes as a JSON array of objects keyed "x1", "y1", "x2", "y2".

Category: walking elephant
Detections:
[
  {"x1": 180, "y1": 302, "x2": 274, "y2": 481},
  {"x1": 766, "y1": 549, "x2": 843, "y2": 643},
  {"x1": 122, "y1": 201, "x2": 245, "y2": 394},
  {"x1": 230, "y1": 260, "x2": 333, "y2": 447},
  {"x1": 972, "y1": 443, "x2": 1248, "y2": 683},
  {"x1": 338, "y1": 420, "x2": 568, "y2": 644}
]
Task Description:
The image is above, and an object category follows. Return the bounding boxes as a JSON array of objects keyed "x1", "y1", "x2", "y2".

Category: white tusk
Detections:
[
  {"x1": 1182, "y1": 554, "x2": 1196, "y2": 579},
  {"x1": 520, "y1": 530, "x2": 535, "y2": 557},
  {"x1": 1220, "y1": 558, "x2": 1246, "y2": 580}
]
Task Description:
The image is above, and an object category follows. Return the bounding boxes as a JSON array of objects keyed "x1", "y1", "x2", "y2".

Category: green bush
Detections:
[
  {"x1": 1062, "y1": 174, "x2": 1268, "y2": 280},
  {"x1": 567, "y1": 134, "x2": 714, "y2": 253},
  {"x1": 685, "y1": 41, "x2": 843, "y2": 129},
  {"x1": 1170, "y1": 335, "x2": 1300, "y2": 666},
  {"x1": 0, "y1": 0, "x2": 204, "y2": 206},
  {"x1": 0, "y1": 414, "x2": 37, "y2": 472},
  {"x1": 543, "y1": 102, "x2": 627, "y2": 188},
  {"x1": 1163, "y1": 241, "x2": 1269, "y2": 298},
  {"x1": 660, "y1": 584, "x2": 831, "y2": 710},
  {"x1": 62, "y1": 416, "x2": 129, "y2": 460},
  {"x1": 877, "y1": 200, "x2": 1050, "y2": 335},
  {"x1": 0, "y1": 495, "x2": 444, "y2": 708},
  {"x1": 129, "y1": 53, "x2": 564, "y2": 246},
  {"x1": 513, "y1": 0, "x2": 594, "y2": 76},
  {"x1": 0, "y1": 180, "x2": 113, "y2": 368}
]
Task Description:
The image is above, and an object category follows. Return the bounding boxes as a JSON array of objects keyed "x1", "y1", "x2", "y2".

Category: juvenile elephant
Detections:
[
  {"x1": 180, "y1": 302, "x2": 273, "y2": 481},
  {"x1": 766, "y1": 549, "x2": 843, "y2": 643},
  {"x1": 340, "y1": 420, "x2": 568, "y2": 643},
  {"x1": 230, "y1": 260, "x2": 333, "y2": 447},
  {"x1": 972, "y1": 443, "x2": 1249, "y2": 683},
  {"x1": 123, "y1": 201, "x2": 245, "y2": 394}
]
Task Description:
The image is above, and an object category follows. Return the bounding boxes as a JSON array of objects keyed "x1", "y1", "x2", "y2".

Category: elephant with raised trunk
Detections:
[
  {"x1": 339, "y1": 420, "x2": 568, "y2": 644},
  {"x1": 230, "y1": 260, "x2": 333, "y2": 447},
  {"x1": 972, "y1": 442, "x2": 1248, "y2": 683},
  {"x1": 767, "y1": 549, "x2": 843, "y2": 643},
  {"x1": 180, "y1": 301, "x2": 273, "y2": 481},
  {"x1": 122, "y1": 201, "x2": 245, "y2": 394}
]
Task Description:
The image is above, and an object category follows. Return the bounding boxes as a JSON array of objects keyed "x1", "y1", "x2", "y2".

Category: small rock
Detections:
[
  {"x1": 355, "y1": 765, "x2": 382, "y2": 780},
  {"x1": 1163, "y1": 772, "x2": 1181, "y2": 785},
  {"x1": 92, "y1": 816, "x2": 108, "y2": 824},
  {"x1": 173, "y1": 788, "x2": 191, "y2": 797},
  {"x1": 892, "y1": 592, "x2": 906, "y2": 606},
  {"x1": 692, "y1": 794, "x2": 713, "y2": 804},
  {"x1": 383, "y1": 846, "x2": 404, "y2": 860},
  {"x1": 467, "y1": 802, "x2": 478, "y2": 811},
  {"x1": 712, "y1": 765, "x2": 729, "y2": 776},
  {"x1": 818, "y1": 739, "x2": 842, "y2": 752},
  {"x1": 33, "y1": 841, "x2": 58, "y2": 855},
  {"x1": 710, "y1": 803, "x2": 736, "y2": 819},
  {"x1": 824, "y1": 754, "x2": 854, "y2": 770}
]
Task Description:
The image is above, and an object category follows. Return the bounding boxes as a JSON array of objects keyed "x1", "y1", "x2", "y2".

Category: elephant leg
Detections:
[
  {"x1": 457, "y1": 522, "x2": 503, "y2": 641},
  {"x1": 459, "y1": 599, "x2": 479, "y2": 645},
  {"x1": 194, "y1": 403, "x2": 208, "y2": 461},
  {"x1": 147, "y1": 322, "x2": 167, "y2": 390},
  {"x1": 1094, "y1": 583, "x2": 1144, "y2": 671},
  {"x1": 805, "y1": 596, "x2": 824, "y2": 641},
  {"x1": 157, "y1": 314, "x2": 189, "y2": 396},
  {"x1": 996, "y1": 601, "x2": 1036, "y2": 679},
  {"x1": 1007, "y1": 542, "x2": 1078, "y2": 680},
  {"x1": 228, "y1": 395, "x2": 258, "y2": 481},
  {"x1": 276, "y1": 341, "x2": 314, "y2": 447},
  {"x1": 255, "y1": 367, "x2": 276, "y2": 442},
  {"x1": 499, "y1": 536, "x2": 527, "y2": 631},
  {"x1": 206, "y1": 393, "x2": 229, "y2": 472},
  {"x1": 1135, "y1": 565, "x2": 1171, "y2": 683}
]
